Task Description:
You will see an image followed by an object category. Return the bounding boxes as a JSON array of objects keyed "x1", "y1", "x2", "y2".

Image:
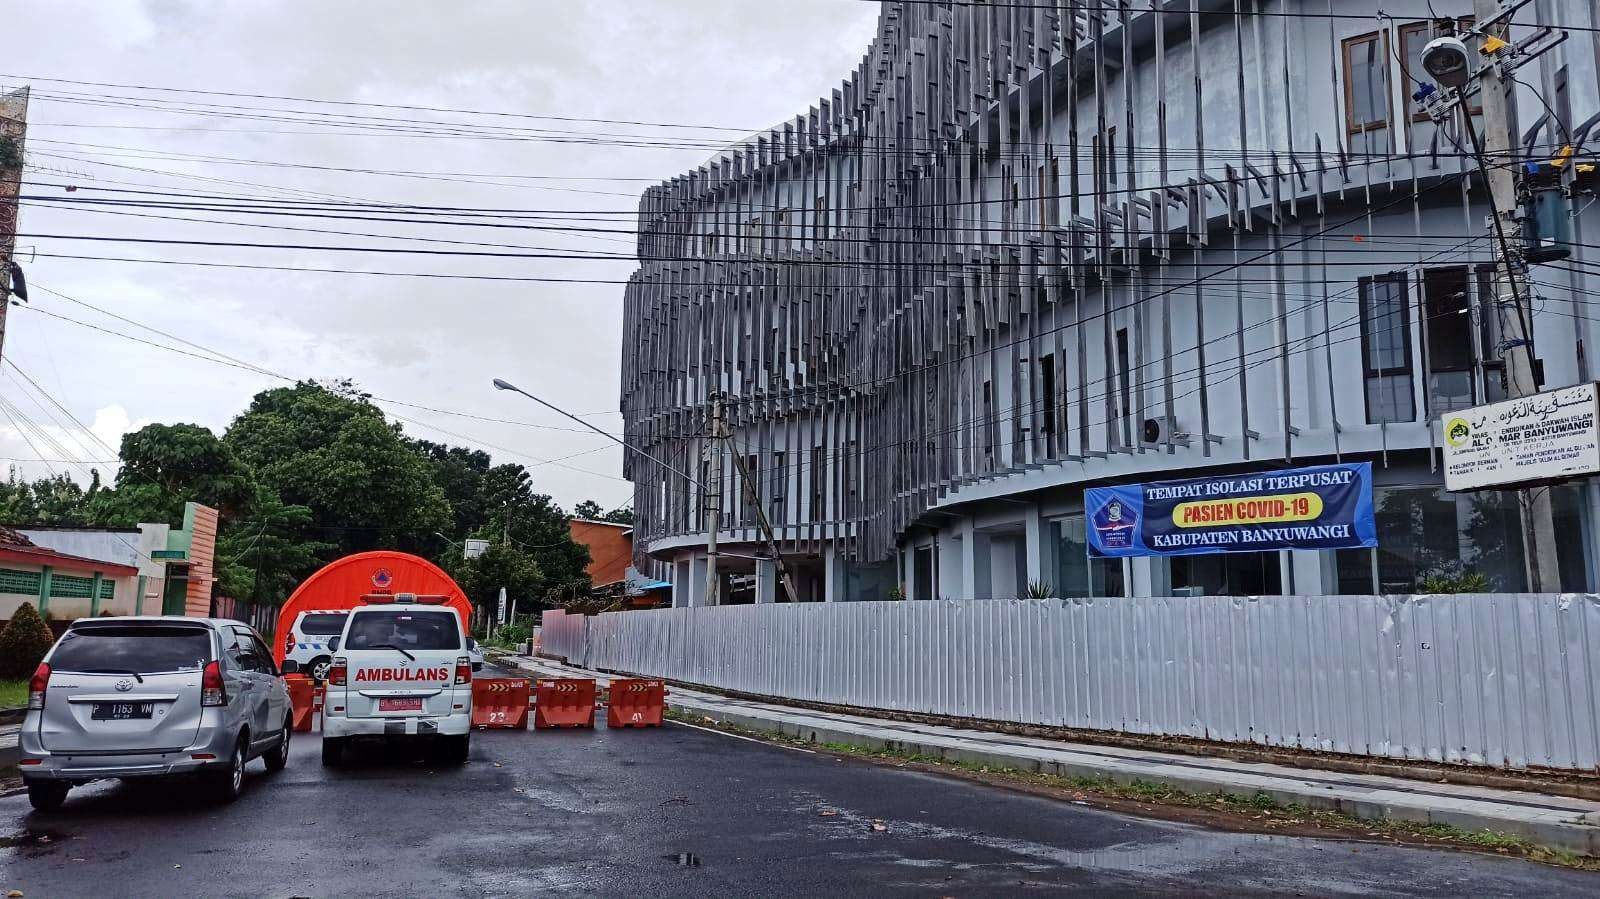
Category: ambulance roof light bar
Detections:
[{"x1": 359, "y1": 593, "x2": 450, "y2": 605}]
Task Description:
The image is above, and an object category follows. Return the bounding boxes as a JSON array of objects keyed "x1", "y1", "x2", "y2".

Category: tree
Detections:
[
  {"x1": 225, "y1": 382, "x2": 450, "y2": 556},
  {"x1": 114, "y1": 423, "x2": 257, "y2": 518},
  {"x1": 446, "y1": 542, "x2": 544, "y2": 621},
  {"x1": 214, "y1": 490, "x2": 333, "y2": 607},
  {"x1": 0, "y1": 602, "x2": 56, "y2": 678},
  {"x1": 573, "y1": 500, "x2": 632, "y2": 525}
]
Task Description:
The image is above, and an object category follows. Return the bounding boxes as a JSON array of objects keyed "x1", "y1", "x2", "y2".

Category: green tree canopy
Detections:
[{"x1": 573, "y1": 499, "x2": 632, "y2": 525}]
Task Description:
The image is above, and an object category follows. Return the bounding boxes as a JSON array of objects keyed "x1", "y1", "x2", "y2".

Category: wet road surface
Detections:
[{"x1": 2, "y1": 700, "x2": 1597, "y2": 896}]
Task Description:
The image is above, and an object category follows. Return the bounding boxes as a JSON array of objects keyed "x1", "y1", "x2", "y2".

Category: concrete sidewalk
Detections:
[{"x1": 499, "y1": 652, "x2": 1600, "y2": 856}]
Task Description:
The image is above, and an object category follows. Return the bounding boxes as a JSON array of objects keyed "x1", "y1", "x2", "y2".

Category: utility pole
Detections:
[
  {"x1": 1470, "y1": 0, "x2": 1563, "y2": 591},
  {"x1": 702, "y1": 392, "x2": 725, "y2": 606},
  {"x1": 0, "y1": 87, "x2": 30, "y2": 367}
]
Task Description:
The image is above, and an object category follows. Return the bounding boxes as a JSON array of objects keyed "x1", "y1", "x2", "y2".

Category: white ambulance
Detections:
[{"x1": 311, "y1": 595, "x2": 473, "y2": 766}]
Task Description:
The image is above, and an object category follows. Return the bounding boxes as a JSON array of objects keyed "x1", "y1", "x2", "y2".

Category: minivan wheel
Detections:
[
  {"x1": 208, "y1": 737, "x2": 246, "y2": 803},
  {"x1": 265, "y1": 719, "x2": 291, "y2": 773},
  {"x1": 27, "y1": 781, "x2": 69, "y2": 813},
  {"x1": 321, "y1": 736, "x2": 345, "y2": 767}
]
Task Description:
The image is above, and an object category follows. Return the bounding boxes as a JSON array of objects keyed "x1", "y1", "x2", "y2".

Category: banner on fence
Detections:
[{"x1": 1085, "y1": 462, "x2": 1376, "y2": 558}]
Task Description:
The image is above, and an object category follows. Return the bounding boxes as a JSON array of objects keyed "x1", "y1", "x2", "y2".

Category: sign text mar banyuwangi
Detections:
[{"x1": 1085, "y1": 463, "x2": 1377, "y2": 558}]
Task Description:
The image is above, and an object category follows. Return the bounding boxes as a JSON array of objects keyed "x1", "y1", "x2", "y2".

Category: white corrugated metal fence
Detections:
[{"x1": 541, "y1": 594, "x2": 1600, "y2": 773}]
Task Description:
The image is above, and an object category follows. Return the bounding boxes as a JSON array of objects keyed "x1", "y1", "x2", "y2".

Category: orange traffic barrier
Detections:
[
  {"x1": 285, "y1": 674, "x2": 318, "y2": 732},
  {"x1": 472, "y1": 678, "x2": 531, "y2": 729},
  {"x1": 605, "y1": 678, "x2": 666, "y2": 728},
  {"x1": 533, "y1": 678, "x2": 596, "y2": 729}
]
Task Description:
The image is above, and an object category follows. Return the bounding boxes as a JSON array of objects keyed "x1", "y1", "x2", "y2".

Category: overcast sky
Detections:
[{"x1": 1, "y1": 0, "x2": 881, "y2": 514}]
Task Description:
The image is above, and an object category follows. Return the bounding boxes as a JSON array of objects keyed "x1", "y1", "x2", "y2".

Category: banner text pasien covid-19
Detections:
[{"x1": 1084, "y1": 463, "x2": 1377, "y2": 558}]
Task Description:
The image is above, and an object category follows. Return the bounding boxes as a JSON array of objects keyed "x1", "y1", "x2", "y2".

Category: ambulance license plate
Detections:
[{"x1": 379, "y1": 697, "x2": 423, "y2": 712}]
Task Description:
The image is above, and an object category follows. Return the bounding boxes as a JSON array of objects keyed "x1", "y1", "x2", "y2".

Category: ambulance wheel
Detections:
[
  {"x1": 321, "y1": 736, "x2": 346, "y2": 767},
  {"x1": 439, "y1": 734, "x2": 470, "y2": 765}
]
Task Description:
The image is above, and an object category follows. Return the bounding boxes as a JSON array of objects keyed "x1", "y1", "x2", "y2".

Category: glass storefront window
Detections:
[
  {"x1": 1167, "y1": 552, "x2": 1282, "y2": 597},
  {"x1": 1334, "y1": 484, "x2": 1592, "y2": 593},
  {"x1": 1052, "y1": 515, "x2": 1126, "y2": 598}
]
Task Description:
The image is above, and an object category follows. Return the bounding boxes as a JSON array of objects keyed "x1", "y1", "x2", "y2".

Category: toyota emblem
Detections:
[{"x1": 114, "y1": 678, "x2": 134, "y2": 693}]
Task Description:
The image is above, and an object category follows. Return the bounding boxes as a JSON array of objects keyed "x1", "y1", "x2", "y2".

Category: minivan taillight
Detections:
[
  {"x1": 454, "y1": 658, "x2": 472, "y2": 686},
  {"x1": 27, "y1": 663, "x2": 50, "y2": 710},
  {"x1": 202, "y1": 660, "x2": 227, "y2": 707},
  {"x1": 328, "y1": 659, "x2": 347, "y2": 686}
]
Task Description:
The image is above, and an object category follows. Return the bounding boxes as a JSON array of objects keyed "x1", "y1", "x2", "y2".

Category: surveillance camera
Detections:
[{"x1": 1421, "y1": 36, "x2": 1472, "y2": 89}]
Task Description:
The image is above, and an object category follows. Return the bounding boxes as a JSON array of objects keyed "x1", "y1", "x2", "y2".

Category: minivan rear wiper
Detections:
[
  {"x1": 82, "y1": 668, "x2": 145, "y2": 683},
  {"x1": 369, "y1": 643, "x2": 417, "y2": 662}
]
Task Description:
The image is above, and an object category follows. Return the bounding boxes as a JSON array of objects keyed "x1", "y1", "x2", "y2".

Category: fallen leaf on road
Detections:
[
  {"x1": 513, "y1": 787, "x2": 525, "y2": 793},
  {"x1": 173, "y1": 865, "x2": 181, "y2": 870},
  {"x1": 8, "y1": 889, "x2": 24, "y2": 897},
  {"x1": 1070, "y1": 800, "x2": 1089, "y2": 806},
  {"x1": 819, "y1": 810, "x2": 838, "y2": 817},
  {"x1": 494, "y1": 763, "x2": 503, "y2": 768},
  {"x1": 871, "y1": 821, "x2": 888, "y2": 832}
]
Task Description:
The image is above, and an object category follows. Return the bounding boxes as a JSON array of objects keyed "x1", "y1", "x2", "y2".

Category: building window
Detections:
[
  {"x1": 1334, "y1": 484, "x2": 1592, "y2": 593},
  {"x1": 696, "y1": 458, "x2": 710, "y2": 529},
  {"x1": 1052, "y1": 515, "x2": 1126, "y2": 598},
  {"x1": 1343, "y1": 31, "x2": 1392, "y2": 135},
  {"x1": 1037, "y1": 158, "x2": 1059, "y2": 231},
  {"x1": 769, "y1": 451, "x2": 787, "y2": 525},
  {"x1": 1423, "y1": 266, "x2": 1475, "y2": 412},
  {"x1": 97, "y1": 579, "x2": 115, "y2": 600},
  {"x1": 813, "y1": 193, "x2": 828, "y2": 242},
  {"x1": 1169, "y1": 552, "x2": 1281, "y2": 597},
  {"x1": 1106, "y1": 125, "x2": 1117, "y2": 185},
  {"x1": 844, "y1": 439, "x2": 858, "y2": 518},
  {"x1": 1039, "y1": 354, "x2": 1057, "y2": 436},
  {"x1": 913, "y1": 545, "x2": 937, "y2": 600},
  {"x1": 0, "y1": 567, "x2": 42, "y2": 595},
  {"x1": 1115, "y1": 327, "x2": 1134, "y2": 446},
  {"x1": 50, "y1": 574, "x2": 95, "y2": 599},
  {"x1": 1358, "y1": 273, "x2": 1415, "y2": 423},
  {"x1": 810, "y1": 445, "x2": 827, "y2": 522},
  {"x1": 982, "y1": 381, "x2": 996, "y2": 467},
  {"x1": 739, "y1": 454, "x2": 760, "y2": 524}
]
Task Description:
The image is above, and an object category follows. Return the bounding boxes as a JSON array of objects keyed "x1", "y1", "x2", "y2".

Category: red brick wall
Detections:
[{"x1": 568, "y1": 521, "x2": 631, "y2": 586}]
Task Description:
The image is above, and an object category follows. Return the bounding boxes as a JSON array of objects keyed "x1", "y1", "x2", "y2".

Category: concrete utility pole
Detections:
[
  {"x1": 702, "y1": 392, "x2": 726, "y2": 606},
  {"x1": 1470, "y1": 1, "x2": 1563, "y2": 591},
  {"x1": 0, "y1": 87, "x2": 30, "y2": 367}
]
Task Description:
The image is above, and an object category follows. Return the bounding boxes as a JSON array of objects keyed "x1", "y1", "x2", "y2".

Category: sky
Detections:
[{"x1": 0, "y1": 0, "x2": 882, "y2": 514}]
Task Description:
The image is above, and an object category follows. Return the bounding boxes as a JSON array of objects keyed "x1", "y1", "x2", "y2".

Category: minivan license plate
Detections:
[
  {"x1": 92, "y1": 702, "x2": 154, "y2": 720},
  {"x1": 379, "y1": 697, "x2": 423, "y2": 712}
]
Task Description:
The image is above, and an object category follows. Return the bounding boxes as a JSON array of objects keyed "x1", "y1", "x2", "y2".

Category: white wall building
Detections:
[{"x1": 621, "y1": 0, "x2": 1600, "y2": 603}]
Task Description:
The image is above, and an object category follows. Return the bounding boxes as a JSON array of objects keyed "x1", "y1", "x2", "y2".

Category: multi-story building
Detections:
[{"x1": 621, "y1": 1, "x2": 1600, "y2": 604}]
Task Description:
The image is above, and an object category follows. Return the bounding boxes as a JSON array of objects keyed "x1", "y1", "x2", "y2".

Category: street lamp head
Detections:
[
  {"x1": 1421, "y1": 36, "x2": 1472, "y2": 89},
  {"x1": 492, "y1": 378, "x2": 517, "y2": 392}
]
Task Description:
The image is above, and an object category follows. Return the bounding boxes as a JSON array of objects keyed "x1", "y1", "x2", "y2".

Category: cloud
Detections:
[{"x1": 5, "y1": 0, "x2": 882, "y2": 511}]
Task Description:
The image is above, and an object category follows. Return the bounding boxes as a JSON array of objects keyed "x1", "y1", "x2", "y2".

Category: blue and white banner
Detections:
[{"x1": 1085, "y1": 462, "x2": 1377, "y2": 558}]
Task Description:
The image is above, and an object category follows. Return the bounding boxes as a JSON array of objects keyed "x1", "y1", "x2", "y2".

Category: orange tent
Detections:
[{"x1": 272, "y1": 551, "x2": 473, "y2": 665}]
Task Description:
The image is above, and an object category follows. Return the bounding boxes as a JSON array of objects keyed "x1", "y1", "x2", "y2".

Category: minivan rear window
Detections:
[
  {"x1": 298, "y1": 613, "x2": 348, "y2": 636},
  {"x1": 344, "y1": 611, "x2": 460, "y2": 651},
  {"x1": 50, "y1": 626, "x2": 213, "y2": 674}
]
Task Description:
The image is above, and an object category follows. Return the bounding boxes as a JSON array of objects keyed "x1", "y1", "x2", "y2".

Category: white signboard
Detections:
[
  {"x1": 464, "y1": 538, "x2": 489, "y2": 559},
  {"x1": 1442, "y1": 383, "x2": 1600, "y2": 491},
  {"x1": 496, "y1": 587, "x2": 508, "y2": 624}
]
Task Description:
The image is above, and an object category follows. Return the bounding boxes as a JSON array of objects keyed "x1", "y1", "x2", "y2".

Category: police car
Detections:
[
  {"x1": 311, "y1": 594, "x2": 473, "y2": 766},
  {"x1": 282, "y1": 609, "x2": 349, "y2": 682}
]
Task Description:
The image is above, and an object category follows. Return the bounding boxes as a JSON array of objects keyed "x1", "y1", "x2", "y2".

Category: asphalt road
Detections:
[{"x1": 2, "y1": 683, "x2": 1597, "y2": 897}]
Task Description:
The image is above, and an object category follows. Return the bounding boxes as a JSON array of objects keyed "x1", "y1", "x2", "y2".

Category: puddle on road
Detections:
[
  {"x1": 0, "y1": 829, "x2": 68, "y2": 856},
  {"x1": 662, "y1": 852, "x2": 701, "y2": 868}
]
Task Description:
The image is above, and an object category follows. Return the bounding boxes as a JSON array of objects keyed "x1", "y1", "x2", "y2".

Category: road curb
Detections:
[{"x1": 508, "y1": 654, "x2": 1600, "y2": 858}]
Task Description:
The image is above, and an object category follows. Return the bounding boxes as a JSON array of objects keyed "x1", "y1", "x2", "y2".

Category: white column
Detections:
[
  {"x1": 822, "y1": 548, "x2": 846, "y2": 602},
  {"x1": 1023, "y1": 503, "x2": 1047, "y2": 586},
  {"x1": 755, "y1": 557, "x2": 777, "y2": 604},
  {"x1": 688, "y1": 555, "x2": 709, "y2": 607}
]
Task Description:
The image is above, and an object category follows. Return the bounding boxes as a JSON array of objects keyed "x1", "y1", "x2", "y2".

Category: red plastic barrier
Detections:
[
  {"x1": 605, "y1": 678, "x2": 666, "y2": 728},
  {"x1": 472, "y1": 678, "x2": 531, "y2": 729},
  {"x1": 533, "y1": 678, "x2": 596, "y2": 729},
  {"x1": 285, "y1": 674, "x2": 318, "y2": 732}
]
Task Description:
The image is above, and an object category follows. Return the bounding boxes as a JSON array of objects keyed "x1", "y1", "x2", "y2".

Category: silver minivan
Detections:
[{"x1": 19, "y1": 616, "x2": 292, "y2": 812}]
